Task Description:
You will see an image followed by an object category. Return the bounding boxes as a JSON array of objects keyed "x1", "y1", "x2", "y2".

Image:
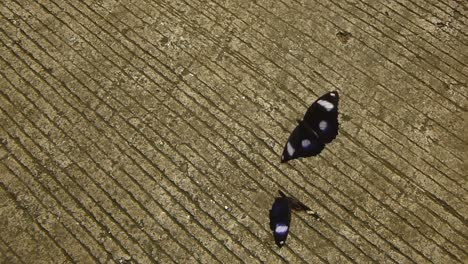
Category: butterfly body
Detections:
[
  {"x1": 269, "y1": 191, "x2": 314, "y2": 247},
  {"x1": 281, "y1": 91, "x2": 339, "y2": 162},
  {"x1": 269, "y1": 193, "x2": 291, "y2": 247}
]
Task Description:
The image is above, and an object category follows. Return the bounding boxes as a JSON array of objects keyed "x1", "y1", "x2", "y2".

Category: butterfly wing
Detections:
[
  {"x1": 269, "y1": 196, "x2": 291, "y2": 248},
  {"x1": 281, "y1": 122, "x2": 325, "y2": 162},
  {"x1": 281, "y1": 91, "x2": 339, "y2": 162},
  {"x1": 303, "y1": 91, "x2": 339, "y2": 143}
]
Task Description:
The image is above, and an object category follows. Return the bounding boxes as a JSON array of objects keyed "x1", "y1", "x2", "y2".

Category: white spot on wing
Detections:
[
  {"x1": 317, "y1": 100, "x2": 334, "y2": 111},
  {"x1": 330, "y1": 92, "x2": 336, "y2": 97},
  {"x1": 275, "y1": 224, "x2": 288, "y2": 234},
  {"x1": 319, "y1": 120, "x2": 328, "y2": 131},
  {"x1": 287, "y1": 142, "x2": 295, "y2": 156},
  {"x1": 301, "y1": 139, "x2": 311, "y2": 148}
]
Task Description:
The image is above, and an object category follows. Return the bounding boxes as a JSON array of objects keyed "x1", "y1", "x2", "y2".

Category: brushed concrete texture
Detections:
[{"x1": 0, "y1": 0, "x2": 467, "y2": 263}]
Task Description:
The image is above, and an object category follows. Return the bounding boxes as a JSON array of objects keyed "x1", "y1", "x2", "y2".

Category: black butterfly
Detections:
[
  {"x1": 269, "y1": 191, "x2": 319, "y2": 248},
  {"x1": 281, "y1": 91, "x2": 339, "y2": 162}
]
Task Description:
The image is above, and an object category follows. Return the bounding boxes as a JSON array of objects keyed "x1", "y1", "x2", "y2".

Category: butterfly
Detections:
[
  {"x1": 269, "y1": 191, "x2": 319, "y2": 248},
  {"x1": 281, "y1": 91, "x2": 339, "y2": 162}
]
